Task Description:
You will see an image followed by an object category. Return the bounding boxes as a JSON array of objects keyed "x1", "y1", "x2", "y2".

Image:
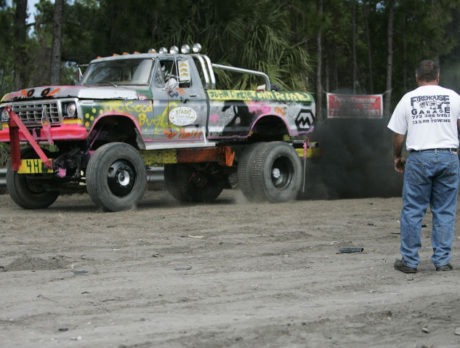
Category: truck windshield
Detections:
[{"x1": 81, "y1": 58, "x2": 153, "y2": 86}]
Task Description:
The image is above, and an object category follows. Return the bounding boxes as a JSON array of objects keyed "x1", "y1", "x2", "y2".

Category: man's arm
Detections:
[{"x1": 392, "y1": 133, "x2": 406, "y2": 173}]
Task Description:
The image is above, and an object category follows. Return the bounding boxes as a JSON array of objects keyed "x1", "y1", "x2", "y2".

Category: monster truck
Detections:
[{"x1": 0, "y1": 44, "x2": 316, "y2": 211}]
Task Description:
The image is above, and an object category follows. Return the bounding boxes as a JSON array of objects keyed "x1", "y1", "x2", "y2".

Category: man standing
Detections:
[{"x1": 388, "y1": 60, "x2": 460, "y2": 273}]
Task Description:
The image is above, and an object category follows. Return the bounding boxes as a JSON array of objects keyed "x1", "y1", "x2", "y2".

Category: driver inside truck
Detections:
[{"x1": 154, "y1": 60, "x2": 178, "y2": 89}]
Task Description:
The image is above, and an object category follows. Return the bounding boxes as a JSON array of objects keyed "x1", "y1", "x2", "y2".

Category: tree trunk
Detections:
[
  {"x1": 402, "y1": 14, "x2": 407, "y2": 91},
  {"x1": 363, "y1": 0, "x2": 374, "y2": 93},
  {"x1": 13, "y1": 0, "x2": 28, "y2": 90},
  {"x1": 316, "y1": 0, "x2": 323, "y2": 120},
  {"x1": 352, "y1": 0, "x2": 357, "y2": 93},
  {"x1": 151, "y1": 10, "x2": 158, "y2": 42},
  {"x1": 50, "y1": 0, "x2": 64, "y2": 85},
  {"x1": 384, "y1": 0, "x2": 394, "y2": 116},
  {"x1": 334, "y1": 60, "x2": 339, "y2": 91}
]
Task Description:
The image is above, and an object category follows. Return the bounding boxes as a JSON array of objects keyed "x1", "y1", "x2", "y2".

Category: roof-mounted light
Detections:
[
  {"x1": 181, "y1": 44, "x2": 191, "y2": 54},
  {"x1": 159, "y1": 47, "x2": 168, "y2": 54},
  {"x1": 169, "y1": 46, "x2": 179, "y2": 54},
  {"x1": 148, "y1": 48, "x2": 157, "y2": 53},
  {"x1": 192, "y1": 43, "x2": 202, "y2": 53}
]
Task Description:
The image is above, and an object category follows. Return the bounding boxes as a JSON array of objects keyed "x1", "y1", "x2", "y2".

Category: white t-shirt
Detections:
[{"x1": 387, "y1": 85, "x2": 460, "y2": 151}]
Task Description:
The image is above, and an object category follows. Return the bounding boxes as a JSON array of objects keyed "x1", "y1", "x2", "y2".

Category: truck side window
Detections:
[
  {"x1": 154, "y1": 59, "x2": 191, "y2": 88},
  {"x1": 156, "y1": 60, "x2": 176, "y2": 88}
]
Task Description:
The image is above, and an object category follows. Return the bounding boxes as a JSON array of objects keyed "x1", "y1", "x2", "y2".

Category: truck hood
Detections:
[{"x1": 1, "y1": 85, "x2": 145, "y2": 102}]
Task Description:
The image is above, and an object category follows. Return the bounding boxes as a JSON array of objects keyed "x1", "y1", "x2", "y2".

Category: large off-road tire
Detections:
[
  {"x1": 237, "y1": 142, "x2": 269, "y2": 201},
  {"x1": 164, "y1": 163, "x2": 224, "y2": 203},
  {"x1": 241, "y1": 141, "x2": 302, "y2": 202},
  {"x1": 86, "y1": 142, "x2": 146, "y2": 212},
  {"x1": 6, "y1": 149, "x2": 59, "y2": 209}
]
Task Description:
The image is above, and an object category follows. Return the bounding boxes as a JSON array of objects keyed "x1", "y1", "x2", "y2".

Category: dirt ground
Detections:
[{"x1": 1, "y1": 188, "x2": 460, "y2": 348}]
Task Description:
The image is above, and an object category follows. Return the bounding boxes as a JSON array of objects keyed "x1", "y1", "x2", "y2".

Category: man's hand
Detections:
[
  {"x1": 393, "y1": 156, "x2": 406, "y2": 173},
  {"x1": 392, "y1": 133, "x2": 406, "y2": 173}
]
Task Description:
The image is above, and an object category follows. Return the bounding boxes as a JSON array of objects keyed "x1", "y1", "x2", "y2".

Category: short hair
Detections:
[{"x1": 416, "y1": 60, "x2": 439, "y2": 82}]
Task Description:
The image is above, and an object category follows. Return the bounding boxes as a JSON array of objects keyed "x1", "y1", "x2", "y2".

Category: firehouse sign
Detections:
[{"x1": 327, "y1": 93, "x2": 383, "y2": 119}]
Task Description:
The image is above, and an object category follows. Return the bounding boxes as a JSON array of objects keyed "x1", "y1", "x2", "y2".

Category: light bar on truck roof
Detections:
[
  {"x1": 92, "y1": 43, "x2": 203, "y2": 61},
  {"x1": 192, "y1": 43, "x2": 202, "y2": 53},
  {"x1": 181, "y1": 44, "x2": 191, "y2": 54}
]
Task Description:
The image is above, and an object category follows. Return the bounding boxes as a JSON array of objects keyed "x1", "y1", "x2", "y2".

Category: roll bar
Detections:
[
  {"x1": 211, "y1": 64, "x2": 271, "y2": 91},
  {"x1": 192, "y1": 54, "x2": 271, "y2": 91}
]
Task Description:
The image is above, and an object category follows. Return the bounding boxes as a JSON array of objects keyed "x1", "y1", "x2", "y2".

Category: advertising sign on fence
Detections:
[{"x1": 327, "y1": 93, "x2": 383, "y2": 119}]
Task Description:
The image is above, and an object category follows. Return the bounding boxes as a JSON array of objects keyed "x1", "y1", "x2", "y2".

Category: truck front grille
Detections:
[{"x1": 12, "y1": 101, "x2": 61, "y2": 125}]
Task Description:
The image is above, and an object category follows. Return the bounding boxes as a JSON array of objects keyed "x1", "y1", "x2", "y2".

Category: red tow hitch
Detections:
[{"x1": 6, "y1": 106, "x2": 52, "y2": 171}]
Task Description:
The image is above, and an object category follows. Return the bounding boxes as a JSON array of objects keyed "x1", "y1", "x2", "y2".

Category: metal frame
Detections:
[
  {"x1": 203, "y1": 55, "x2": 216, "y2": 89},
  {"x1": 211, "y1": 63, "x2": 271, "y2": 91},
  {"x1": 6, "y1": 107, "x2": 52, "y2": 170},
  {"x1": 191, "y1": 54, "x2": 210, "y2": 89}
]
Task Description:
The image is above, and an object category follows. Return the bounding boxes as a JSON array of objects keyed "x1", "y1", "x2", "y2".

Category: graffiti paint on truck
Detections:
[
  {"x1": 81, "y1": 100, "x2": 205, "y2": 141},
  {"x1": 207, "y1": 90, "x2": 313, "y2": 103},
  {"x1": 81, "y1": 100, "x2": 184, "y2": 137}
]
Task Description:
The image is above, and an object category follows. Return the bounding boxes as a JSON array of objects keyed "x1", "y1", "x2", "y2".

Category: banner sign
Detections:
[{"x1": 327, "y1": 93, "x2": 383, "y2": 119}]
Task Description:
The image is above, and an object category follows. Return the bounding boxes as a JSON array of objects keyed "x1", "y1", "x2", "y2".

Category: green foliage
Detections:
[
  {"x1": 0, "y1": 0, "x2": 460, "y2": 107},
  {"x1": 0, "y1": 2, "x2": 14, "y2": 96}
]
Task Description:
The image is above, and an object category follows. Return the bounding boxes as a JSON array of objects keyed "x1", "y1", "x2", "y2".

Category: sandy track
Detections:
[{"x1": 1, "y1": 190, "x2": 460, "y2": 347}]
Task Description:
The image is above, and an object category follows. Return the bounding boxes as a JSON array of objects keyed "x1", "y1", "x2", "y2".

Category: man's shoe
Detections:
[
  {"x1": 394, "y1": 259, "x2": 417, "y2": 273},
  {"x1": 436, "y1": 263, "x2": 453, "y2": 271}
]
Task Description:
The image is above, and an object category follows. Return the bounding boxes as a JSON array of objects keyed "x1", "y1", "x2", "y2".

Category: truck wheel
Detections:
[
  {"x1": 6, "y1": 149, "x2": 59, "y2": 209},
  {"x1": 237, "y1": 142, "x2": 268, "y2": 201},
  {"x1": 249, "y1": 141, "x2": 302, "y2": 202},
  {"x1": 164, "y1": 164, "x2": 224, "y2": 203},
  {"x1": 86, "y1": 142, "x2": 146, "y2": 212}
]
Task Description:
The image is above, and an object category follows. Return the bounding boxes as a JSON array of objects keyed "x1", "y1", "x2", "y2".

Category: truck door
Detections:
[{"x1": 147, "y1": 56, "x2": 210, "y2": 149}]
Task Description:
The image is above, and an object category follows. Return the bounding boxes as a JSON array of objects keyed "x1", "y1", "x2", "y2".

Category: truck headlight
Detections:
[
  {"x1": 0, "y1": 108, "x2": 8, "y2": 122},
  {"x1": 63, "y1": 102, "x2": 77, "y2": 118}
]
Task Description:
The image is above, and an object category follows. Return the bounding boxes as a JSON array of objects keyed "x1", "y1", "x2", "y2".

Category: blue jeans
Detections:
[{"x1": 401, "y1": 150, "x2": 459, "y2": 268}]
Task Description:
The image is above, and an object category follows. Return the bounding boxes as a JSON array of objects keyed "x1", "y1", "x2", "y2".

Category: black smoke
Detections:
[{"x1": 301, "y1": 117, "x2": 403, "y2": 199}]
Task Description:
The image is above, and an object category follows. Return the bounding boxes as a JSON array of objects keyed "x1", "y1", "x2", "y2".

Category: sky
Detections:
[
  {"x1": 28, "y1": 0, "x2": 43, "y2": 23},
  {"x1": 4, "y1": 0, "x2": 51, "y2": 23}
]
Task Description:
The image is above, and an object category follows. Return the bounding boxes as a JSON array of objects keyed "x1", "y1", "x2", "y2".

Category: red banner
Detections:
[{"x1": 327, "y1": 93, "x2": 383, "y2": 119}]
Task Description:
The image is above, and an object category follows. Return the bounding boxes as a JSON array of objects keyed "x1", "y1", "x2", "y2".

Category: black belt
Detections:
[{"x1": 410, "y1": 148, "x2": 458, "y2": 153}]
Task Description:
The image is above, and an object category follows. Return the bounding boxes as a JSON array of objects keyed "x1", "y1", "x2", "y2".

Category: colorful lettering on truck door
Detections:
[{"x1": 150, "y1": 57, "x2": 208, "y2": 144}]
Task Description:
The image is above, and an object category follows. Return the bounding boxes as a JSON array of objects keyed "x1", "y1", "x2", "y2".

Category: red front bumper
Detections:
[{"x1": 0, "y1": 122, "x2": 88, "y2": 142}]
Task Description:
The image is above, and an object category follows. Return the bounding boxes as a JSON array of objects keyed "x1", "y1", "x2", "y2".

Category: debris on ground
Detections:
[{"x1": 338, "y1": 247, "x2": 364, "y2": 253}]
